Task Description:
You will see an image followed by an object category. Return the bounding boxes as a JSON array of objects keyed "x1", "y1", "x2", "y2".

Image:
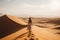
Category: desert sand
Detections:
[
  {"x1": 0, "y1": 15, "x2": 60, "y2": 40},
  {"x1": 1, "y1": 26, "x2": 60, "y2": 40}
]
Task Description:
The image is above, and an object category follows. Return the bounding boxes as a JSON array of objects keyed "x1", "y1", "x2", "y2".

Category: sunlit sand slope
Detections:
[{"x1": 6, "y1": 14, "x2": 27, "y2": 25}]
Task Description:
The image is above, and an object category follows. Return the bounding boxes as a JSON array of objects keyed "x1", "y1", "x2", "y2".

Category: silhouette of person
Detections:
[{"x1": 27, "y1": 17, "x2": 32, "y2": 37}]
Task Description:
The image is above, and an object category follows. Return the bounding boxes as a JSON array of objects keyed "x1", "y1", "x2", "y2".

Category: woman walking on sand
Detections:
[{"x1": 27, "y1": 17, "x2": 32, "y2": 37}]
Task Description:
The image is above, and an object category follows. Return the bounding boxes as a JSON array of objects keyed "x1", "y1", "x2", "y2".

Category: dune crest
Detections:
[{"x1": 5, "y1": 14, "x2": 27, "y2": 25}]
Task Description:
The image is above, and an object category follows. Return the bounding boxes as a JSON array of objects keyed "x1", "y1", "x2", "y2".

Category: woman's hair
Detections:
[{"x1": 28, "y1": 17, "x2": 32, "y2": 23}]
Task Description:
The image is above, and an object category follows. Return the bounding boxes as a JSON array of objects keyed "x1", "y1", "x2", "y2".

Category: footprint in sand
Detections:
[
  {"x1": 26, "y1": 34, "x2": 38, "y2": 40},
  {"x1": 24, "y1": 38, "x2": 38, "y2": 40}
]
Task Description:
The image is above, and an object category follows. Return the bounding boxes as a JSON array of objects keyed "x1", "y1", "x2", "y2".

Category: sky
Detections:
[{"x1": 0, "y1": 0, "x2": 60, "y2": 17}]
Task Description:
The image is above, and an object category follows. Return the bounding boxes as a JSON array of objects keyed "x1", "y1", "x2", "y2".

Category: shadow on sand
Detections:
[
  {"x1": 53, "y1": 27, "x2": 60, "y2": 30},
  {"x1": 56, "y1": 33, "x2": 60, "y2": 35},
  {"x1": 14, "y1": 32, "x2": 28, "y2": 40},
  {"x1": 0, "y1": 15, "x2": 27, "y2": 38},
  {"x1": 35, "y1": 25, "x2": 47, "y2": 28},
  {"x1": 14, "y1": 32, "x2": 39, "y2": 40}
]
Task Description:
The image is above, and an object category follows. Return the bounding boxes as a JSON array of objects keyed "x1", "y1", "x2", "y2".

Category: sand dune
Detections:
[
  {"x1": 53, "y1": 27, "x2": 60, "y2": 30},
  {"x1": 32, "y1": 26, "x2": 60, "y2": 40},
  {"x1": 0, "y1": 15, "x2": 60, "y2": 40},
  {"x1": 0, "y1": 14, "x2": 27, "y2": 38},
  {"x1": 1, "y1": 26, "x2": 60, "y2": 40},
  {"x1": 47, "y1": 18, "x2": 60, "y2": 25}
]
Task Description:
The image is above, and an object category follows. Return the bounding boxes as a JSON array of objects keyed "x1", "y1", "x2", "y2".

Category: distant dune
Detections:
[
  {"x1": 47, "y1": 18, "x2": 60, "y2": 25},
  {"x1": 0, "y1": 14, "x2": 27, "y2": 38},
  {"x1": 53, "y1": 27, "x2": 60, "y2": 30},
  {"x1": 56, "y1": 33, "x2": 60, "y2": 34}
]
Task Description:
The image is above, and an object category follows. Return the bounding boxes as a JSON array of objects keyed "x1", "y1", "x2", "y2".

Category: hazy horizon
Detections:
[{"x1": 0, "y1": 0, "x2": 60, "y2": 17}]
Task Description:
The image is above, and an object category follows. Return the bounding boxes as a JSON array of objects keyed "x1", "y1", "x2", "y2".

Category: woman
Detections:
[{"x1": 27, "y1": 17, "x2": 32, "y2": 37}]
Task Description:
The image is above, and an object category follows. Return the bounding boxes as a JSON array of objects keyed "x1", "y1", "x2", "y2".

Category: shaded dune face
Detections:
[
  {"x1": 0, "y1": 15, "x2": 27, "y2": 38},
  {"x1": 53, "y1": 27, "x2": 60, "y2": 30},
  {"x1": 47, "y1": 19, "x2": 60, "y2": 25}
]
